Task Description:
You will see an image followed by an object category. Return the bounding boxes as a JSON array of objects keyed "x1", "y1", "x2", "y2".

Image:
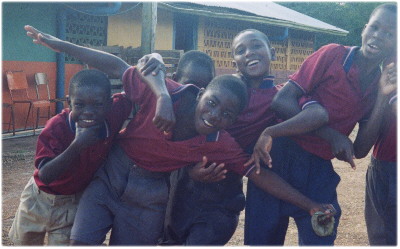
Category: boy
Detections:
[
  {"x1": 173, "y1": 50, "x2": 215, "y2": 88},
  {"x1": 247, "y1": 3, "x2": 397, "y2": 245},
  {"x1": 155, "y1": 29, "x2": 331, "y2": 245},
  {"x1": 354, "y1": 61, "x2": 397, "y2": 245},
  {"x1": 157, "y1": 50, "x2": 244, "y2": 245},
  {"x1": 25, "y1": 25, "x2": 335, "y2": 245},
  {"x1": 8, "y1": 69, "x2": 132, "y2": 245}
]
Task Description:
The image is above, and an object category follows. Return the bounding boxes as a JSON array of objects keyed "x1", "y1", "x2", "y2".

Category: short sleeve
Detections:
[
  {"x1": 122, "y1": 66, "x2": 153, "y2": 104},
  {"x1": 108, "y1": 93, "x2": 133, "y2": 132},
  {"x1": 289, "y1": 44, "x2": 344, "y2": 94}
]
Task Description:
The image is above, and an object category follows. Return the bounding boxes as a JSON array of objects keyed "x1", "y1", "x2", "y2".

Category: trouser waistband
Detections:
[
  {"x1": 32, "y1": 179, "x2": 81, "y2": 206},
  {"x1": 113, "y1": 144, "x2": 170, "y2": 179}
]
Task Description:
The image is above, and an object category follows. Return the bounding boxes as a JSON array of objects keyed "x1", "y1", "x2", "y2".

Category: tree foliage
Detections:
[{"x1": 278, "y1": 2, "x2": 389, "y2": 49}]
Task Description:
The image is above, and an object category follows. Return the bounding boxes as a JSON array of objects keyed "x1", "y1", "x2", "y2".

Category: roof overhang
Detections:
[{"x1": 158, "y1": 2, "x2": 348, "y2": 36}]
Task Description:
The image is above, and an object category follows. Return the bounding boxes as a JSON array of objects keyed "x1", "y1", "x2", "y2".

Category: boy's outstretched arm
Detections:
[
  {"x1": 271, "y1": 82, "x2": 356, "y2": 168},
  {"x1": 25, "y1": 25, "x2": 129, "y2": 79},
  {"x1": 353, "y1": 63, "x2": 397, "y2": 158},
  {"x1": 247, "y1": 168, "x2": 336, "y2": 217},
  {"x1": 25, "y1": 25, "x2": 175, "y2": 132},
  {"x1": 246, "y1": 103, "x2": 329, "y2": 171}
]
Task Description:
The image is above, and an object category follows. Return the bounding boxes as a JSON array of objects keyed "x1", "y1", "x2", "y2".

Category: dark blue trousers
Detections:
[
  {"x1": 365, "y1": 156, "x2": 397, "y2": 245},
  {"x1": 244, "y1": 136, "x2": 341, "y2": 245}
]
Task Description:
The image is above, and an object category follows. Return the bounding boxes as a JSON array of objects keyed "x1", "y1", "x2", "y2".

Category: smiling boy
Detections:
[
  {"x1": 247, "y1": 3, "x2": 397, "y2": 245},
  {"x1": 8, "y1": 69, "x2": 132, "y2": 245},
  {"x1": 24, "y1": 25, "x2": 337, "y2": 245}
]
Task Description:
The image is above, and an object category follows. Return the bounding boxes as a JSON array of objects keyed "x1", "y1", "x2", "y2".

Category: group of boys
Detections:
[{"x1": 9, "y1": 3, "x2": 396, "y2": 246}]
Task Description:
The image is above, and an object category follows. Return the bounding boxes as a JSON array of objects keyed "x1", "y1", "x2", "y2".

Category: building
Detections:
[{"x1": 2, "y1": 2, "x2": 347, "y2": 133}]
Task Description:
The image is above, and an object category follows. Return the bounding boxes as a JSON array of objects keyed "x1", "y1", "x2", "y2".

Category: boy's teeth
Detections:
[
  {"x1": 369, "y1": 44, "x2": 379, "y2": 49},
  {"x1": 83, "y1": 120, "x2": 94, "y2": 123},
  {"x1": 203, "y1": 119, "x2": 214, "y2": 127},
  {"x1": 248, "y1": 60, "x2": 259, "y2": 66}
]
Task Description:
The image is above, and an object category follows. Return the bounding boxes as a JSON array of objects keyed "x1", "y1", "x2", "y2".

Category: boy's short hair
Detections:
[
  {"x1": 69, "y1": 69, "x2": 111, "y2": 97},
  {"x1": 233, "y1": 29, "x2": 272, "y2": 48},
  {"x1": 206, "y1": 75, "x2": 248, "y2": 112},
  {"x1": 175, "y1": 50, "x2": 215, "y2": 80},
  {"x1": 370, "y1": 3, "x2": 397, "y2": 18}
]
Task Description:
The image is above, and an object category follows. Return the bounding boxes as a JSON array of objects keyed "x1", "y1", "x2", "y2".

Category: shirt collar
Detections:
[
  {"x1": 206, "y1": 131, "x2": 220, "y2": 142},
  {"x1": 259, "y1": 76, "x2": 275, "y2": 89},
  {"x1": 240, "y1": 74, "x2": 275, "y2": 89},
  {"x1": 67, "y1": 111, "x2": 110, "y2": 139},
  {"x1": 343, "y1": 46, "x2": 359, "y2": 73}
]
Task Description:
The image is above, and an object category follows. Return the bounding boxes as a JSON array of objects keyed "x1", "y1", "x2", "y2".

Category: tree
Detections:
[{"x1": 278, "y1": 2, "x2": 387, "y2": 49}]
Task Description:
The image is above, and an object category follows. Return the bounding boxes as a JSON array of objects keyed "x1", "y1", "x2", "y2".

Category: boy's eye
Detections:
[
  {"x1": 74, "y1": 103, "x2": 83, "y2": 108},
  {"x1": 207, "y1": 100, "x2": 216, "y2": 107},
  {"x1": 235, "y1": 47, "x2": 245, "y2": 55}
]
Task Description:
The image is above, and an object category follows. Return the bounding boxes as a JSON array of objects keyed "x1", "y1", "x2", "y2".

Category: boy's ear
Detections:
[
  {"x1": 197, "y1": 88, "x2": 205, "y2": 101},
  {"x1": 232, "y1": 60, "x2": 240, "y2": 73},
  {"x1": 270, "y1": 47, "x2": 276, "y2": 61},
  {"x1": 67, "y1": 96, "x2": 71, "y2": 107}
]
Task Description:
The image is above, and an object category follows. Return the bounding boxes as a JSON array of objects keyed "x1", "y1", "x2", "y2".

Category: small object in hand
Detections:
[{"x1": 311, "y1": 211, "x2": 335, "y2": 236}]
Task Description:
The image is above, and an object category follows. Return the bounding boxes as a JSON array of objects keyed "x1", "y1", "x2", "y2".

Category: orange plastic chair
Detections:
[{"x1": 6, "y1": 70, "x2": 51, "y2": 135}]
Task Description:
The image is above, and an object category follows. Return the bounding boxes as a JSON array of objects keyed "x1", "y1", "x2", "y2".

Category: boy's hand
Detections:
[
  {"x1": 309, "y1": 203, "x2": 336, "y2": 217},
  {"x1": 137, "y1": 53, "x2": 166, "y2": 76},
  {"x1": 24, "y1": 25, "x2": 62, "y2": 52},
  {"x1": 379, "y1": 63, "x2": 397, "y2": 96},
  {"x1": 154, "y1": 95, "x2": 175, "y2": 133},
  {"x1": 74, "y1": 123, "x2": 102, "y2": 150},
  {"x1": 329, "y1": 133, "x2": 356, "y2": 169},
  {"x1": 188, "y1": 156, "x2": 227, "y2": 182},
  {"x1": 245, "y1": 133, "x2": 273, "y2": 174},
  {"x1": 309, "y1": 204, "x2": 336, "y2": 236}
]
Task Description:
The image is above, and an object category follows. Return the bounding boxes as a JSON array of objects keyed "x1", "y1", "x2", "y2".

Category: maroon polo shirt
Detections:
[
  {"x1": 34, "y1": 93, "x2": 132, "y2": 195},
  {"x1": 116, "y1": 67, "x2": 255, "y2": 176},
  {"x1": 289, "y1": 44, "x2": 380, "y2": 160},
  {"x1": 226, "y1": 77, "x2": 282, "y2": 150},
  {"x1": 373, "y1": 95, "x2": 397, "y2": 162}
]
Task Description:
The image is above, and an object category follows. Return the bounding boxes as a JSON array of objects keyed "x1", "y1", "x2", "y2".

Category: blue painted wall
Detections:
[{"x1": 2, "y1": 2, "x2": 60, "y2": 62}]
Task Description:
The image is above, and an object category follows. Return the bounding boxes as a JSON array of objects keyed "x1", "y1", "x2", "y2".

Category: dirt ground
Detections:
[{"x1": 2, "y1": 130, "x2": 370, "y2": 246}]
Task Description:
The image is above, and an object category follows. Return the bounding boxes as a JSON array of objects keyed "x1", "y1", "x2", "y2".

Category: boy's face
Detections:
[
  {"x1": 232, "y1": 31, "x2": 272, "y2": 79},
  {"x1": 68, "y1": 86, "x2": 111, "y2": 128},
  {"x1": 176, "y1": 64, "x2": 214, "y2": 89},
  {"x1": 361, "y1": 8, "x2": 397, "y2": 61},
  {"x1": 194, "y1": 87, "x2": 240, "y2": 135}
]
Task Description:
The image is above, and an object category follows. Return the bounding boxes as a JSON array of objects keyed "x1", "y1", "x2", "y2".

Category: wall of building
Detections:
[
  {"x1": 108, "y1": 7, "x2": 174, "y2": 50},
  {"x1": 2, "y1": 2, "x2": 85, "y2": 132},
  {"x1": 3, "y1": 2, "x2": 320, "y2": 133},
  {"x1": 196, "y1": 16, "x2": 316, "y2": 84}
]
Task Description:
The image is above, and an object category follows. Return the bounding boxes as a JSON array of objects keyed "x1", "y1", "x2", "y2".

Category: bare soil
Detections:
[{"x1": 2, "y1": 131, "x2": 369, "y2": 246}]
